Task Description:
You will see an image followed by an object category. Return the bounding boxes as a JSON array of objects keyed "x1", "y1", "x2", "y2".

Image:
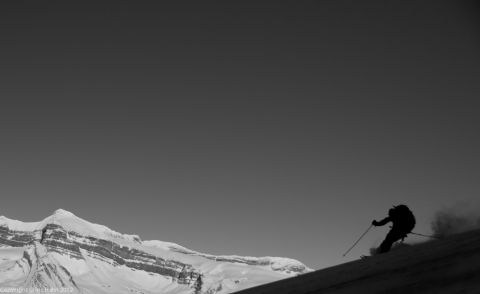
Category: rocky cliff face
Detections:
[
  {"x1": 0, "y1": 223, "x2": 200, "y2": 286},
  {"x1": 0, "y1": 209, "x2": 311, "y2": 294}
]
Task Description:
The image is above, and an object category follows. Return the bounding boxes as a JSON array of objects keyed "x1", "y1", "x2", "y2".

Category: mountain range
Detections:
[{"x1": 0, "y1": 209, "x2": 311, "y2": 294}]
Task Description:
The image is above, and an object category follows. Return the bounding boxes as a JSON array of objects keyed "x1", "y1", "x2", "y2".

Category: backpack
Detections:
[{"x1": 392, "y1": 205, "x2": 416, "y2": 233}]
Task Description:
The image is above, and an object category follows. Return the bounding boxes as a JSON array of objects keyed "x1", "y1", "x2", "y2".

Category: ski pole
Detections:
[
  {"x1": 410, "y1": 232, "x2": 439, "y2": 239},
  {"x1": 343, "y1": 224, "x2": 373, "y2": 257}
]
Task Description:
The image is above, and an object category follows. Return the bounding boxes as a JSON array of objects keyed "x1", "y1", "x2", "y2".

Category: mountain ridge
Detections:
[{"x1": 0, "y1": 208, "x2": 311, "y2": 294}]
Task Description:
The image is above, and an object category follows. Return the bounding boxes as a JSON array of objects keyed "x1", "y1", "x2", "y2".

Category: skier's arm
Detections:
[{"x1": 372, "y1": 217, "x2": 391, "y2": 226}]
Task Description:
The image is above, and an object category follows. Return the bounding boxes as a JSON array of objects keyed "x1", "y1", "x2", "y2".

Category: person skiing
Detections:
[{"x1": 372, "y1": 204, "x2": 416, "y2": 254}]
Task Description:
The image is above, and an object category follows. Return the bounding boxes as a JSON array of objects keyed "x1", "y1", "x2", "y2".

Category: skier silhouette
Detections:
[{"x1": 372, "y1": 204, "x2": 416, "y2": 254}]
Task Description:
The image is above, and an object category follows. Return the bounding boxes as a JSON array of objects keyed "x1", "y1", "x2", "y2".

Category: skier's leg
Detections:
[{"x1": 378, "y1": 231, "x2": 400, "y2": 253}]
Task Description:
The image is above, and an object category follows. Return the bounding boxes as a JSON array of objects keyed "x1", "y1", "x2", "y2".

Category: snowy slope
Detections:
[
  {"x1": 235, "y1": 228, "x2": 480, "y2": 294},
  {"x1": 0, "y1": 209, "x2": 311, "y2": 294}
]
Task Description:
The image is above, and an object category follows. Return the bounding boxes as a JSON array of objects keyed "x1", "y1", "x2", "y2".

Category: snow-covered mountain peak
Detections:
[
  {"x1": 44, "y1": 208, "x2": 142, "y2": 244},
  {"x1": 52, "y1": 208, "x2": 76, "y2": 218},
  {"x1": 0, "y1": 209, "x2": 141, "y2": 245}
]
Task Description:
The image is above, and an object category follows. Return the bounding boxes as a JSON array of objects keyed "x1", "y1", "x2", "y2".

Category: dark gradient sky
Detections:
[{"x1": 1, "y1": 1, "x2": 480, "y2": 269}]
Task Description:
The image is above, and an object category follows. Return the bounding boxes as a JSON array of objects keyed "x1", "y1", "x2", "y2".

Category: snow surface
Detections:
[{"x1": 235, "y1": 228, "x2": 480, "y2": 294}]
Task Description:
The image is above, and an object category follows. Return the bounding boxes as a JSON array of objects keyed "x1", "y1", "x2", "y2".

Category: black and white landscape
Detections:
[{"x1": 1, "y1": 1, "x2": 480, "y2": 293}]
